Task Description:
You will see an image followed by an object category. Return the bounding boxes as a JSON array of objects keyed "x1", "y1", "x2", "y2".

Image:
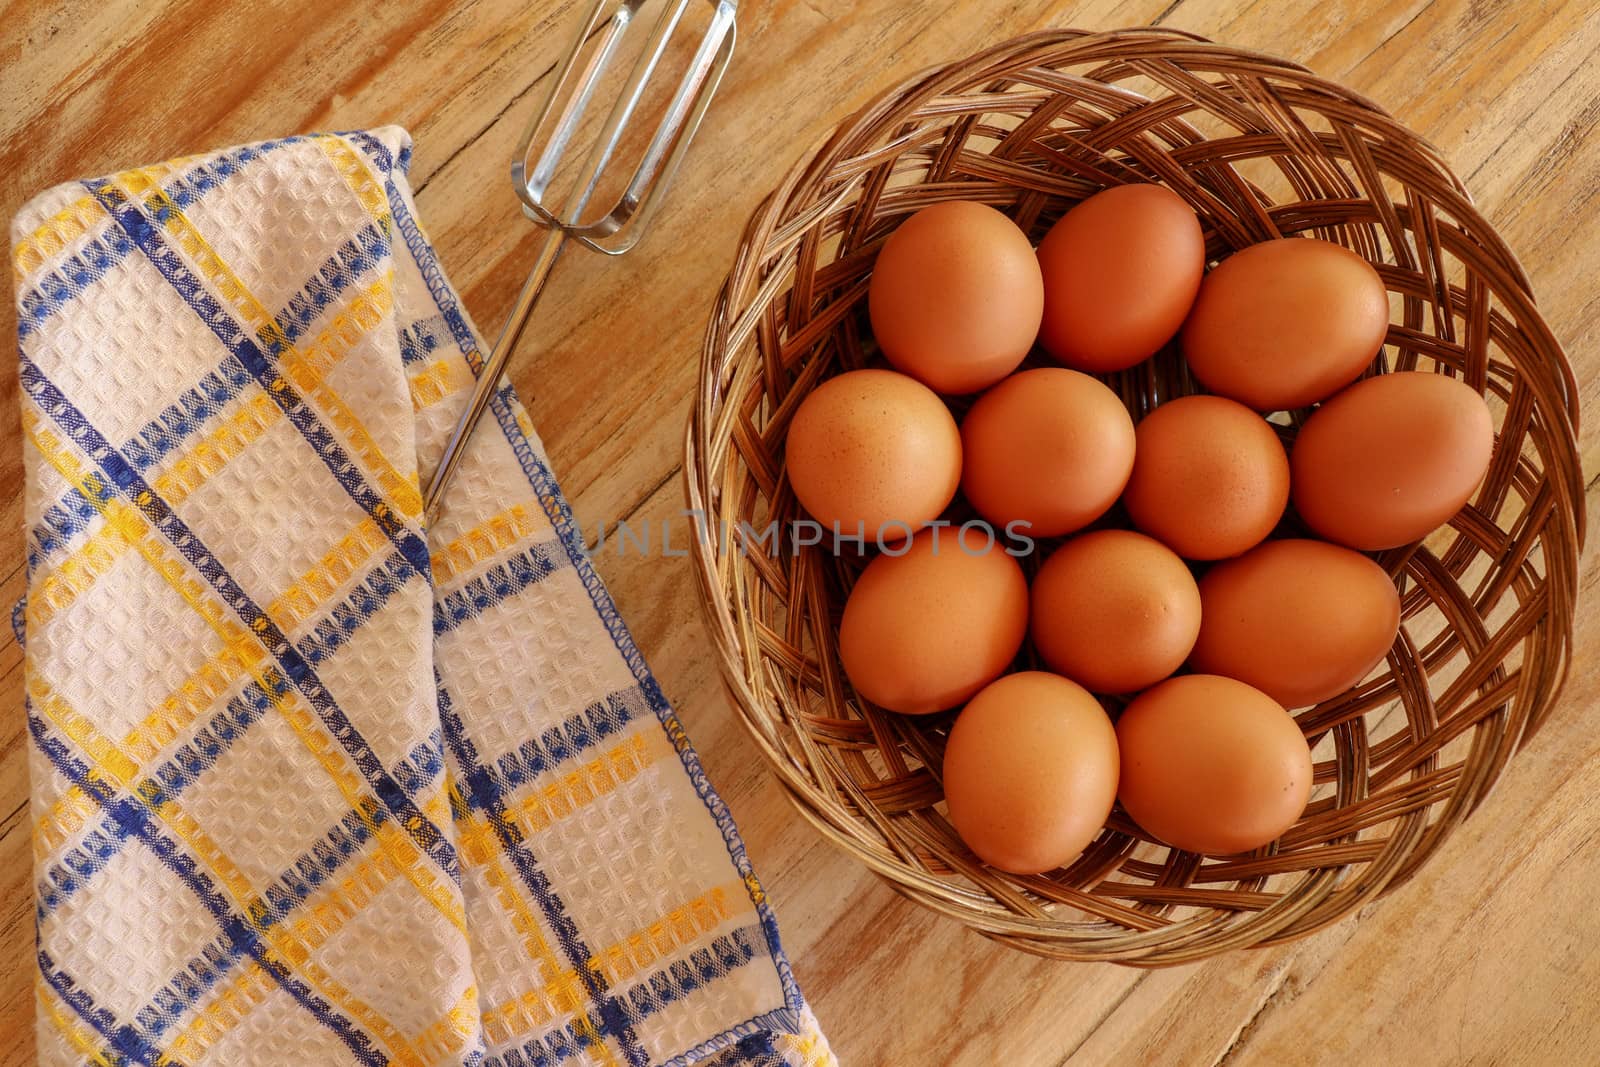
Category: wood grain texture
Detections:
[{"x1": 1, "y1": 0, "x2": 1595, "y2": 1063}]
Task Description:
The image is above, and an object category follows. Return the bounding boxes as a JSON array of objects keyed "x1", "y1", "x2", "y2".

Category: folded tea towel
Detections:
[{"x1": 13, "y1": 126, "x2": 833, "y2": 1067}]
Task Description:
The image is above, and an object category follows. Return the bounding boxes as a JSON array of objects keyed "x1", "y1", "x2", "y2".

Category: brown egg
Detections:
[
  {"x1": 1116, "y1": 674, "x2": 1313, "y2": 855},
  {"x1": 1031, "y1": 530, "x2": 1201, "y2": 694},
  {"x1": 838, "y1": 530, "x2": 1028, "y2": 714},
  {"x1": 1291, "y1": 371, "x2": 1495, "y2": 550},
  {"x1": 868, "y1": 201, "x2": 1044, "y2": 394},
  {"x1": 1181, "y1": 237, "x2": 1389, "y2": 410},
  {"x1": 1191, "y1": 540, "x2": 1400, "y2": 708},
  {"x1": 960, "y1": 368, "x2": 1136, "y2": 538},
  {"x1": 1037, "y1": 183, "x2": 1206, "y2": 372},
  {"x1": 784, "y1": 369, "x2": 961, "y2": 540},
  {"x1": 1123, "y1": 395, "x2": 1289, "y2": 560},
  {"x1": 943, "y1": 671, "x2": 1119, "y2": 874}
]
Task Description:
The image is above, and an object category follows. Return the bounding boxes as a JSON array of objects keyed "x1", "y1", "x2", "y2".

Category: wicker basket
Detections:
[{"x1": 685, "y1": 27, "x2": 1584, "y2": 963}]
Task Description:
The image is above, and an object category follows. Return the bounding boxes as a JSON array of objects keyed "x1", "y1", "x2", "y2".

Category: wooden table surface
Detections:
[{"x1": 3, "y1": 1, "x2": 1598, "y2": 1064}]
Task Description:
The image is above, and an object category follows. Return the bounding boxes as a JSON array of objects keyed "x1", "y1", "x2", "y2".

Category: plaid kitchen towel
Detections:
[{"x1": 13, "y1": 125, "x2": 833, "y2": 1067}]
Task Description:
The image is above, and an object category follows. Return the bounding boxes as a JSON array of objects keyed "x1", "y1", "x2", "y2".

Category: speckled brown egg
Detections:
[
  {"x1": 1037, "y1": 183, "x2": 1206, "y2": 373},
  {"x1": 1116, "y1": 674, "x2": 1313, "y2": 855},
  {"x1": 1290, "y1": 371, "x2": 1495, "y2": 550},
  {"x1": 1122, "y1": 394, "x2": 1290, "y2": 560},
  {"x1": 1190, "y1": 539, "x2": 1401, "y2": 708},
  {"x1": 838, "y1": 530, "x2": 1028, "y2": 714},
  {"x1": 960, "y1": 368, "x2": 1136, "y2": 538},
  {"x1": 1030, "y1": 530, "x2": 1201, "y2": 694},
  {"x1": 868, "y1": 201, "x2": 1044, "y2": 394},
  {"x1": 785, "y1": 369, "x2": 961, "y2": 540},
  {"x1": 943, "y1": 671, "x2": 1119, "y2": 874},
  {"x1": 1181, "y1": 237, "x2": 1389, "y2": 411}
]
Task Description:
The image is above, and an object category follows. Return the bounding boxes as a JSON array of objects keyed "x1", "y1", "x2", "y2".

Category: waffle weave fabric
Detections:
[{"x1": 12, "y1": 125, "x2": 834, "y2": 1067}]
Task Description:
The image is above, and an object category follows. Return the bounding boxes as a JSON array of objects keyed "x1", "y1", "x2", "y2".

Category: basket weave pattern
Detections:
[{"x1": 687, "y1": 28, "x2": 1584, "y2": 963}]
